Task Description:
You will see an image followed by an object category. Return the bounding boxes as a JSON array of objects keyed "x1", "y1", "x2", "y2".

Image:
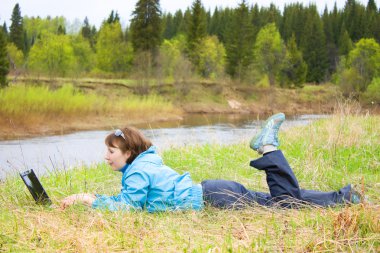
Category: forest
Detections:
[{"x1": 0, "y1": 0, "x2": 380, "y2": 103}]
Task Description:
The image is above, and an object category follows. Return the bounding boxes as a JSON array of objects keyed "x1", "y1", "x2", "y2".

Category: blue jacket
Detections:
[{"x1": 92, "y1": 146, "x2": 204, "y2": 212}]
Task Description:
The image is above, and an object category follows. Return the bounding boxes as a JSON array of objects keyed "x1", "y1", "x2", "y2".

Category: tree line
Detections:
[{"x1": 0, "y1": 0, "x2": 379, "y2": 101}]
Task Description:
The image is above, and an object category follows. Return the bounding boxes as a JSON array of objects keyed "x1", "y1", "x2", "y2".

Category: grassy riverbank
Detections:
[
  {"x1": 0, "y1": 111, "x2": 379, "y2": 252},
  {"x1": 0, "y1": 83, "x2": 179, "y2": 140},
  {"x1": 0, "y1": 77, "x2": 355, "y2": 140}
]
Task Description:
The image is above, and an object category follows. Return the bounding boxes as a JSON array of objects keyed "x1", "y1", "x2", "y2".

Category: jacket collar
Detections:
[{"x1": 118, "y1": 145, "x2": 157, "y2": 173}]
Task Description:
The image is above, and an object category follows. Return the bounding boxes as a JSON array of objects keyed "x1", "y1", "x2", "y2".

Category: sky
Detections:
[{"x1": 0, "y1": 0, "x2": 377, "y2": 29}]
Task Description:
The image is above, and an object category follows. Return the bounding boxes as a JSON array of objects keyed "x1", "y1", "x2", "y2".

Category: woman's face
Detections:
[{"x1": 105, "y1": 145, "x2": 131, "y2": 171}]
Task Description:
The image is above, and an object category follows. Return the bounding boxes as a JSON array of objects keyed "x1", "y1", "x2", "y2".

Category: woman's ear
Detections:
[{"x1": 123, "y1": 150, "x2": 132, "y2": 162}]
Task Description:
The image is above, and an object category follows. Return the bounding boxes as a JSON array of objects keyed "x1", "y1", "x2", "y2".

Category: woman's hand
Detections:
[{"x1": 60, "y1": 193, "x2": 96, "y2": 210}]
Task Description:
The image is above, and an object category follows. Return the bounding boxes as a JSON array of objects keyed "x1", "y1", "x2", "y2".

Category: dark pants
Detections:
[{"x1": 201, "y1": 150, "x2": 353, "y2": 208}]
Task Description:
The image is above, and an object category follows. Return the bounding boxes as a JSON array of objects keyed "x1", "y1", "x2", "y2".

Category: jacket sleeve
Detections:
[{"x1": 92, "y1": 171, "x2": 150, "y2": 211}]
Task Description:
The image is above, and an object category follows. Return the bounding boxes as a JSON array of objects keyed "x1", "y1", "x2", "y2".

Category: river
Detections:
[{"x1": 0, "y1": 114, "x2": 328, "y2": 179}]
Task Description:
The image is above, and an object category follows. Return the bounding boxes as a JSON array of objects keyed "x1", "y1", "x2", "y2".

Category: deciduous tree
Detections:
[
  {"x1": 28, "y1": 33, "x2": 76, "y2": 76},
  {"x1": 96, "y1": 22, "x2": 132, "y2": 73},
  {"x1": 254, "y1": 23, "x2": 286, "y2": 86}
]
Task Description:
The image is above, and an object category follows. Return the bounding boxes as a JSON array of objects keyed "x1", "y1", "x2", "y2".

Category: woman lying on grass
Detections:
[{"x1": 60, "y1": 113, "x2": 362, "y2": 211}]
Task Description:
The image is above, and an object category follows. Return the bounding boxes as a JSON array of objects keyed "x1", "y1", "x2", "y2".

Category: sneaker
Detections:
[
  {"x1": 349, "y1": 187, "x2": 364, "y2": 204},
  {"x1": 250, "y1": 113, "x2": 285, "y2": 153}
]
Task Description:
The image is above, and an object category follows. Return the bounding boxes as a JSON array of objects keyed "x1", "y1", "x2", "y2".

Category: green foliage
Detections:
[
  {"x1": 281, "y1": 34, "x2": 307, "y2": 87},
  {"x1": 130, "y1": 0, "x2": 162, "y2": 54},
  {"x1": 339, "y1": 38, "x2": 380, "y2": 94},
  {"x1": 0, "y1": 30, "x2": 9, "y2": 87},
  {"x1": 95, "y1": 22, "x2": 132, "y2": 73},
  {"x1": 4, "y1": 0, "x2": 380, "y2": 85},
  {"x1": 259, "y1": 3, "x2": 282, "y2": 28},
  {"x1": 253, "y1": 23, "x2": 286, "y2": 86},
  {"x1": 362, "y1": 77, "x2": 380, "y2": 104},
  {"x1": 57, "y1": 25, "x2": 66, "y2": 35},
  {"x1": 300, "y1": 5, "x2": 328, "y2": 83},
  {"x1": 70, "y1": 35, "x2": 95, "y2": 74},
  {"x1": 225, "y1": 1, "x2": 254, "y2": 80},
  {"x1": 197, "y1": 36, "x2": 225, "y2": 79},
  {"x1": 6, "y1": 43, "x2": 24, "y2": 70},
  {"x1": 158, "y1": 35, "x2": 193, "y2": 89},
  {"x1": 106, "y1": 10, "x2": 120, "y2": 24},
  {"x1": 2, "y1": 22, "x2": 9, "y2": 39},
  {"x1": 9, "y1": 4, "x2": 24, "y2": 53},
  {"x1": 173, "y1": 10, "x2": 187, "y2": 36},
  {"x1": 162, "y1": 13, "x2": 174, "y2": 39},
  {"x1": 186, "y1": 0, "x2": 207, "y2": 60},
  {"x1": 81, "y1": 17, "x2": 96, "y2": 49},
  {"x1": 23, "y1": 16, "x2": 67, "y2": 54},
  {"x1": 159, "y1": 37, "x2": 184, "y2": 78},
  {"x1": 338, "y1": 67, "x2": 364, "y2": 95},
  {"x1": 28, "y1": 32, "x2": 76, "y2": 76},
  {"x1": 280, "y1": 3, "x2": 305, "y2": 44},
  {"x1": 344, "y1": 0, "x2": 367, "y2": 42},
  {"x1": 338, "y1": 25, "x2": 353, "y2": 56}
]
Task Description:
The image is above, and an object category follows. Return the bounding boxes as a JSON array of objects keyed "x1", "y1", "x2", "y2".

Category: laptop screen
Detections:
[{"x1": 20, "y1": 169, "x2": 52, "y2": 205}]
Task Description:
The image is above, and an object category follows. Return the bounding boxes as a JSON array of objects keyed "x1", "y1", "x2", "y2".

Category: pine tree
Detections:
[
  {"x1": 225, "y1": 0, "x2": 254, "y2": 80},
  {"x1": 322, "y1": 5, "x2": 339, "y2": 76},
  {"x1": 331, "y1": 2, "x2": 341, "y2": 45},
  {"x1": 187, "y1": 0, "x2": 207, "y2": 49},
  {"x1": 0, "y1": 30, "x2": 9, "y2": 87},
  {"x1": 9, "y1": 3, "x2": 24, "y2": 53},
  {"x1": 206, "y1": 9, "x2": 212, "y2": 34},
  {"x1": 186, "y1": 0, "x2": 207, "y2": 68},
  {"x1": 81, "y1": 17, "x2": 91, "y2": 38},
  {"x1": 162, "y1": 13, "x2": 174, "y2": 39},
  {"x1": 280, "y1": 3, "x2": 305, "y2": 45},
  {"x1": 172, "y1": 10, "x2": 185, "y2": 35},
  {"x1": 282, "y1": 33, "x2": 307, "y2": 87},
  {"x1": 106, "y1": 10, "x2": 120, "y2": 24},
  {"x1": 2, "y1": 22, "x2": 8, "y2": 39},
  {"x1": 130, "y1": 0, "x2": 162, "y2": 54},
  {"x1": 367, "y1": 0, "x2": 377, "y2": 12},
  {"x1": 216, "y1": 7, "x2": 233, "y2": 43},
  {"x1": 344, "y1": 0, "x2": 367, "y2": 42},
  {"x1": 365, "y1": 0, "x2": 378, "y2": 39},
  {"x1": 300, "y1": 5, "x2": 328, "y2": 83},
  {"x1": 250, "y1": 3, "x2": 260, "y2": 42},
  {"x1": 260, "y1": 3, "x2": 282, "y2": 28},
  {"x1": 338, "y1": 23, "x2": 353, "y2": 55},
  {"x1": 57, "y1": 25, "x2": 66, "y2": 35},
  {"x1": 81, "y1": 17, "x2": 96, "y2": 49},
  {"x1": 322, "y1": 6, "x2": 333, "y2": 44},
  {"x1": 209, "y1": 7, "x2": 220, "y2": 37}
]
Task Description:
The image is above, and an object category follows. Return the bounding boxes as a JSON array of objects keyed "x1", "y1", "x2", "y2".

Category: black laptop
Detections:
[{"x1": 20, "y1": 169, "x2": 52, "y2": 205}]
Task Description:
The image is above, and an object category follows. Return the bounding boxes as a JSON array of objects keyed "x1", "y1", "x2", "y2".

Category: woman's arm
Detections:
[
  {"x1": 60, "y1": 193, "x2": 96, "y2": 209},
  {"x1": 92, "y1": 171, "x2": 150, "y2": 211}
]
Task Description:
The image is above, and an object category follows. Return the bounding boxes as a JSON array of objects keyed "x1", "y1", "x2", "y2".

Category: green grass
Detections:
[
  {"x1": 0, "y1": 113, "x2": 379, "y2": 252},
  {"x1": 0, "y1": 84, "x2": 176, "y2": 119}
]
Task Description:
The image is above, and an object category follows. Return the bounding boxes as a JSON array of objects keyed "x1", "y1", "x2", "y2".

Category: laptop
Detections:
[{"x1": 20, "y1": 169, "x2": 52, "y2": 205}]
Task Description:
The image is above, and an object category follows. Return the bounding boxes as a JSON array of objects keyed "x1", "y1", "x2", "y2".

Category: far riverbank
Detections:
[{"x1": 1, "y1": 78, "x2": 378, "y2": 140}]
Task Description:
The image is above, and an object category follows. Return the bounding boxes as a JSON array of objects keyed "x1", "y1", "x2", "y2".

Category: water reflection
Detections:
[{"x1": 0, "y1": 114, "x2": 328, "y2": 179}]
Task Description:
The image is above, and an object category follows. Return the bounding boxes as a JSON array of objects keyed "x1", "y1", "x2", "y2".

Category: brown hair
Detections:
[{"x1": 105, "y1": 126, "x2": 152, "y2": 164}]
